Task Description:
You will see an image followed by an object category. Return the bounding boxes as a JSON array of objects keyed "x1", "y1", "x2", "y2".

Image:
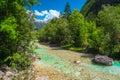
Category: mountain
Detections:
[
  {"x1": 34, "y1": 20, "x2": 47, "y2": 30},
  {"x1": 81, "y1": 0, "x2": 120, "y2": 20}
]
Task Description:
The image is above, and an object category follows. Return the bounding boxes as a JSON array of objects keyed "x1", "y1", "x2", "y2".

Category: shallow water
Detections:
[
  {"x1": 34, "y1": 48, "x2": 120, "y2": 79},
  {"x1": 85, "y1": 61, "x2": 120, "y2": 74},
  {"x1": 34, "y1": 48, "x2": 76, "y2": 74}
]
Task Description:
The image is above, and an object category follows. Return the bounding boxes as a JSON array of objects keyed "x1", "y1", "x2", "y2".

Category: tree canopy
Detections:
[
  {"x1": 0, "y1": 0, "x2": 39, "y2": 69},
  {"x1": 63, "y1": 2, "x2": 71, "y2": 19},
  {"x1": 38, "y1": 3, "x2": 120, "y2": 59}
]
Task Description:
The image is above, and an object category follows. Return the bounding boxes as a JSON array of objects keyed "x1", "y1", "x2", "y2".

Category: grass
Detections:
[
  {"x1": 61, "y1": 44, "x2": 84, "y2": 51},
  {"x1": 61, "y1": 44, "x2": 72, "y2": 49},
  {"x1": 69, "y1": 47, "x2": 84, "y2": 51}
]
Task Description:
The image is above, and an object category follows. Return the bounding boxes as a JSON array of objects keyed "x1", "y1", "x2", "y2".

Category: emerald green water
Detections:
[
  {"x1": 34, "y1": 48, "x2": 120, "y2": 76},
  {"x1": 34, "y1": 48, "x2": 86, "y2": 79},
  {"x1": 34, "y1": 48, "x2": 76, "y2": 74},
  {"x1": 85, "y1": 61, "x2": 120, "y2": 74}
]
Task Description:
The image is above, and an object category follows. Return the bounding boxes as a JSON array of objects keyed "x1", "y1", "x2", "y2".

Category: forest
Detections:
[{"x1": 38, "y1": 1, "x2": 120, "y2": 59}]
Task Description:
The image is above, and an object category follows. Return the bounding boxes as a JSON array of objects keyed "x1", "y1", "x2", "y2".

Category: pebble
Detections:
[{"x1": 74, "y1": 60, "x2": 81, "y2": 64}]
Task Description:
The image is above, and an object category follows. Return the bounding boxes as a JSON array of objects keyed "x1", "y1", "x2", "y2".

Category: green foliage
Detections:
[
  {"x1": 39, "y1": 18, "x2": 72, "y2": 45},
  {"x1": 39, "y1": 19, "x2": 58, "y2": 43},
  {"x1": 63, "y1": 2, "x2": 71, "y2": 19},
  {"x1": 81, "y1": 1, "x2": 120, "y2": 59},
  {"x1": 55, "y1": 18, "x2": 72, "y2": 44},
  {"x1": 69, "y1": 9, "x2": 90, "y2": 47},
  {"x1": 38, "y1": 2, "x2": 120, "y2": 59},
  {"x1": 88, "y1": 23, "x2": 103, "y2": 50},
  {"x1": 81, "y1": 0, "x2": 97, "y2": 17},
  {"x1": 0, "y1": 0, "x2": 39, "y2": 69},
  {"x1": 81, "y1": 0, "x2": 120, "y2": 20},
  {"x1": 97, "y1": 5, "x2": 120, "y2": 33},
  {"x1": 61, "y1": 44, "x2": 72, "y2": 49},
  {"x1": 96, "y1": 5, "x2": 120, "y2": 57},
  {"x1": 98, "y1": 33, "x2": 111, "y2": 55},
  {"x1": 0, "y1": 16, "x2": 18, "y2": 39},
  {"x1": 39, "y1": 10, "x2": 99, "y2": 49},
  {"x1": 39, "y1": 9, "x2": 100, "y2": 51},
  {"x1": 0, "y1": 16, "x2": 18, "y2": 60},
  {"x1": 5, "y1": 53, "x2": 31, "y2": 70}
]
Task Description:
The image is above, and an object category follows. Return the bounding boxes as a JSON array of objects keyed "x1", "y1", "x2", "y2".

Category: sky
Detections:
[{"x1": 26, "y1": 0, "x2": 87, "y2": 22}]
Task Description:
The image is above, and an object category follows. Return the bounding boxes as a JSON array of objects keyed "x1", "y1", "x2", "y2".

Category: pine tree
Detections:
[{"x1": 63, "y1": 2, "x2": 71, "y2": 19}]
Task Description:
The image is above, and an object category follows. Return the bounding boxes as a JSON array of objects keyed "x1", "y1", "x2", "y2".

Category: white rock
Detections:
[{"x1": 74, "y1": 60, "x2": 81, "y2": 64}]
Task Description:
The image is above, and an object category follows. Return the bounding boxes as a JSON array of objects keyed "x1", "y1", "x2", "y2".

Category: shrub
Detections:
[{"x1": 5, "y1": 53, "x2": 32, "y2": 70}]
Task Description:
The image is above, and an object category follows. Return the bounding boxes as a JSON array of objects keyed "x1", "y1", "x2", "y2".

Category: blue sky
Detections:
[{"x1": 26, "y1": 0, "x2": 87, "y2": 21}]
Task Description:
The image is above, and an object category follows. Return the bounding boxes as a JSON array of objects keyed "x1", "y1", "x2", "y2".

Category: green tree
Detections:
[
  {"x1": 39, "y1": 18, "x2": 72, "y2": 45},
  {"x1": 54, "y1": 18, "x2": 72, "y2": 45},
  {"x1": 69, "y1": 9, "x2": 89, "y2": 48},
  {"x1": 0, "y1": 0, "x2": 39, "y2": 69},
  {"x1": 63, "y1": 2, "x2": 71, "y2": 19},
  {"x1": 97, "y1": 5, "x2": 120, "y2": 58}
]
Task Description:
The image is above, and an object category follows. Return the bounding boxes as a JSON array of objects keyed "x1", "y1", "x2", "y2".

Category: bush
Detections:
[{"x1": 5, "y1": 53, "x2": 32, "y2": 70}]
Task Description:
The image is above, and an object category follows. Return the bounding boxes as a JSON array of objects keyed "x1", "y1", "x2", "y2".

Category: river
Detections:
[{"x1": 34, "y1": 43, "x2": 120, "y2": 80}]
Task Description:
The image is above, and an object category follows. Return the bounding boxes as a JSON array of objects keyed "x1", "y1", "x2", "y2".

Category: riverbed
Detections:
[{"x1": 34, "y1": 44, "x2": 120, "y2": 80}]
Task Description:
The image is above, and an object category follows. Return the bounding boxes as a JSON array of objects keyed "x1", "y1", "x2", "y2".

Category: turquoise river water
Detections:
[{"x1": 34, "y1": 48, "x2": 120, "y2": 78}]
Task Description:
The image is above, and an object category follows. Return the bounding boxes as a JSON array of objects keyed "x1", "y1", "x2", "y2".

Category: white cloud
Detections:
[
  {"x1": 34, "y1": 10, "x2": 45, "y2": 16},
  {"x1": 43, "y1": 10, "x2": 60, "y2": 21},
  {"x1": 41, "y1": 10, "x2": 49, "y2": 15},
  {"x1": 49, "y1": 10, "x2": 60, "y2": 18},
  {"x1": 34, "y1": 10, "x2": 60, "y2": 22}
]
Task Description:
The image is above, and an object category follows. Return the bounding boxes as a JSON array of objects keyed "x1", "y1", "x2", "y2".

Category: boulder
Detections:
[{"x1": 92, "y1": 55, "x2": 114, "y2": 66}]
